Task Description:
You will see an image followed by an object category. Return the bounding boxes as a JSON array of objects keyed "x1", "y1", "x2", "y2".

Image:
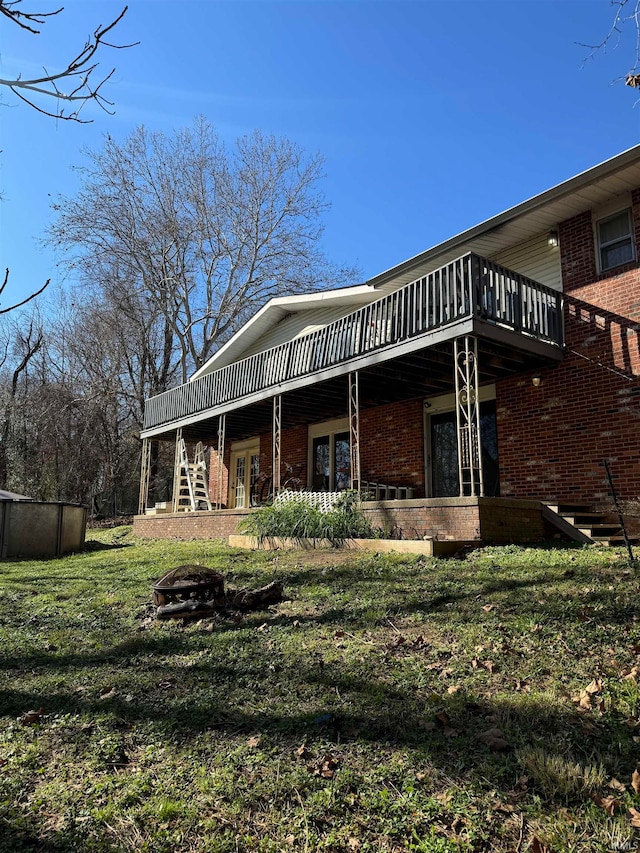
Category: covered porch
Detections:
[{"x1": 135, "y1": 253, "x2": 563, "y2": 540}]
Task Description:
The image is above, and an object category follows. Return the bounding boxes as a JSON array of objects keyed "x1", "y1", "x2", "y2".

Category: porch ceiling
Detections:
[{"x1": 168, "y1": 336, "x2": 555, "y2": 446}]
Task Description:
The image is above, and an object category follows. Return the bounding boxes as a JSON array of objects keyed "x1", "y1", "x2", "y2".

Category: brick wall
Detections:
[
  {"x1": 134, "y1": 508, "x2": 249, "y2": 541},
  {"x1": 361, "y1": 399, "x2": 425, "y2": 495},
  {"x1": 132, "y1": 497, "x2": 548, "y2": 544},
  {"x1": 497, "y1": 199, "x2": 640, "y2": 503}
]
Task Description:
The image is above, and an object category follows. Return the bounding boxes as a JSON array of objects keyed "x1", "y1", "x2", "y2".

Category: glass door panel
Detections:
[
  {"x1": 312, "y1": 436, "x2": 330, "y2": 490},
  {"x1": 234, "y1": 456, "x2": 246, "y2": 508},
  {"x1": 431, "y1": 412, "x2": 459, "y2": 497},
  {"x1": 334, "y1": 432, "x2": 351, "y2": 491},
  {"x1": 430, "y1": 401, "x2": 500, "y2": 498}
]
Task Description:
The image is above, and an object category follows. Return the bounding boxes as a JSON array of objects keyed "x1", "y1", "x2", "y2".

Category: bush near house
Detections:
[
  {"x1": 240, "y1": 490, "x2": 376, "y2": 544},
  {"x1": 1, "y1": 531, "x2": 640, "y2": 852}
]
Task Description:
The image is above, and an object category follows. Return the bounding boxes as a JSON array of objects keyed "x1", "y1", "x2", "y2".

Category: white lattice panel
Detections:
[{"x1": 274, "y1": 490, "x2": 342, "y2": 513}]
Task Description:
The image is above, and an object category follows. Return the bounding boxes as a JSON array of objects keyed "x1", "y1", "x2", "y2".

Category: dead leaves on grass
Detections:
[
  {"x1": 19, "y1": 707, "x2": 45, "y2": 726},
  {"x1": 295, "y1": 743, "x2": 340, "y2": 778}
]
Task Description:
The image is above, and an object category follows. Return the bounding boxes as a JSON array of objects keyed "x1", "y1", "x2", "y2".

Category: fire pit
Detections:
[{"x1": 152, "y1": 564, "x2": 225, "y2": 608}]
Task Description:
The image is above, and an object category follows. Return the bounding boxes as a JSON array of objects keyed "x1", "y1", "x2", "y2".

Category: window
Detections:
[
  {"x1": 597, "y1": 209, "x2": 635, "y2": 271},
  {"x1": 308, "y1": 418, "x2": 351, "y2": 491}
]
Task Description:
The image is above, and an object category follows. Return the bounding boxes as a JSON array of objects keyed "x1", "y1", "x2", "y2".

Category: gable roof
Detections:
[
  {"x1": 190, "y1": 282, "x2": 377, "y2": 378},
  {"x1": 191, "y1": 144, "x2": 640, "y2": 381}
]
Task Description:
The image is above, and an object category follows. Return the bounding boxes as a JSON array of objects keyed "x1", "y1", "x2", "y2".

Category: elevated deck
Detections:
[{"x1": 142, "y1": 253, "x2": 563, "y2": 439}]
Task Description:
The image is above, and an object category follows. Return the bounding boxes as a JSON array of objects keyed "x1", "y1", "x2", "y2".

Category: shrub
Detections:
[{"x1": 240, "y1": 490, "x2": 375, "y2": 545}]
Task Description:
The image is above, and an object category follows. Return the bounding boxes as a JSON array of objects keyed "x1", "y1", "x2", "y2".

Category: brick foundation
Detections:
[{"x1": 133, "y1": 497, "x2": 547, "y2": 545}]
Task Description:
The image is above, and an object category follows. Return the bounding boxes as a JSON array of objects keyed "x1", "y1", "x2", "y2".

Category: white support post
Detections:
[
  {"x1": 172, "y1": 428, "x2": 183, "y2": 512},
  {"x1": 348, "y1": 371, "x2": 361, "y2": 492},
  {"x1": 273, "y1": 395, "x2": 282, "y2": 495},
  {"x1": 454, "y1": 336, "x2": 483, "y2": 497},
  {"x1": 216, "y1": 414, "x2": 226, "y2": 510},
  {"x1": 138, "y1": 438, "x2": 151, "y2": 515}
]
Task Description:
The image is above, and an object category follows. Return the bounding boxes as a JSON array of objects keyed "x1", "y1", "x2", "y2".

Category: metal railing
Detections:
[{"x1": 144, "y1": 253, "x2": 562, "y2": 431}]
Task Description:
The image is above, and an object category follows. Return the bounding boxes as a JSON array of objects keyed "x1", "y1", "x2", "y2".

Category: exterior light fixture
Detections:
[
  {"x1": 548, "y1": 230, "x2": 559, "y2": 248},
  {"x1": 532, "y1": 376, "x2": 542, "y2": 388}
]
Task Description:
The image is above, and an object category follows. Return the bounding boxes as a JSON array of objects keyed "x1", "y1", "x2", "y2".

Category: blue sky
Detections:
[{"x1": 1, "y1": 0, "x2": 640, "y2": 307}]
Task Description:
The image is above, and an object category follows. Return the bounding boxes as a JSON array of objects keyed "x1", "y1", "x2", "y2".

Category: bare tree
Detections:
[
  {"x1": 49, "y1": 118, "x2": 357, "y2": 383},
  {"x1": 0, "y1": 1, "x2": 136, "y2": 121}
]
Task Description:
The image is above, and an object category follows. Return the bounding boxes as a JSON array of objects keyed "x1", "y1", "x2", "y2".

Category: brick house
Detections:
[{"x1": 134, "y1": 147, "x2": 640, "y2": 545}]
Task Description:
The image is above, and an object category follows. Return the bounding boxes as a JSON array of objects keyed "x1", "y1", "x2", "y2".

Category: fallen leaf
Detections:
[
  {"x1": 347, "y1": 838, "x2": 361, "y2": 851},
  {"x1": 99, "y1": 687, "x2": 117, "y2": 700},
  {"x1": 257, "y1": 623, "x2": 268, "y2": 632},
  {"x1": 295, "y1": 744, "x2": 310, "y2": 759},
  {"x1": 585, "y1": 679, "x2": 603, "y2": 694},
  {"x1": 19, "y1": 708, "x2": 45, "y2": 726},
  {"x1": 246, "y1": 735, "x2": 261, "y2": 748},
  {"x1": 627, "y1": 807, "x2": 640, "y2": 828},
  {"x1": 447, "y1": 684, "x2": 462, "y2": 695},
  {"x1": 623, "y1": 666, "x2": 639, "y2": 683},
  {"x1": 478, "y1": 727, "x2": 509, "y2": 751},
  {"x1": 483, "y1": 659, "x2": 498, "y2": 674},
  {"x1": 632, "y1": 768, "x2": 640, "y2": 794},
  {"x1": 443, "y1": 726, "x2": 460, "y2": 738},
  {"x1": 418, "y1": 720, "x2": 436, "y2": 731},
  {"x1": 594, "y1": 794, "x2": 621, "y2": 815},
  {"x1": 435, "y1": 711, "x2": 450, "y2": 726},
  {"x1": 312, "y1": 753, "x2": 339, "y2": 778},
  {"x1": 608, "y1": 777, "x2": 626, "y2": 793},
  {"x1": 482, "y1": 604, "x2": 496, "y2": 612},
  {"x1": 334, "y1": 630, "x2": 346, "y2": 639}
]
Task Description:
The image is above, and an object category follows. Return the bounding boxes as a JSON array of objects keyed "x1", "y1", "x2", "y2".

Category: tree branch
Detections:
[
  {"x1": 0, "y1": 269, "x2": 50, "y2": 314},
  {"x1": 0, "y1": 3, "x2": 137, "y2": 121}
]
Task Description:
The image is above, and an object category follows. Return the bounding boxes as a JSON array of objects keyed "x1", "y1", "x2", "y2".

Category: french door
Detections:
[
  {"x1": 230, "y1": 443, "x2": 260, "y2": 508},
  {"x1": 429, "y1": 400, "x2": 500, "y2": 497}
]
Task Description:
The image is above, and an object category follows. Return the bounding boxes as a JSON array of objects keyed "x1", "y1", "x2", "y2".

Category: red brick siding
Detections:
[
  {"x1": 134, "y1": 509, "x2": 248, "y2": 541},
  {"x1": 360, "y1": 399, "x2": 426, "y2": 496},
  {"x1": 497, "y1": 201, "x2": 640, "y2": 503}
]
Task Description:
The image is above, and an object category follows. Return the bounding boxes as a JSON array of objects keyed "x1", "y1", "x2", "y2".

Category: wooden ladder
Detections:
[{"x1": 174, "y1": 439, "x2": 212, "y2": 512}]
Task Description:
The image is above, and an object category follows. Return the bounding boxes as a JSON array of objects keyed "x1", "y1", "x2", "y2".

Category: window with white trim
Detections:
[{"x1": 597, "y1": 209, "x2": 635, "y2": 272}]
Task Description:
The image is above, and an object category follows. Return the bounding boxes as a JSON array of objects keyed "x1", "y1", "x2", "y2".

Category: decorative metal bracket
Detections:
[
  {"x1": 273, "y1": 395, "x2": 282, "y2": 495},
  {"x1": 348, "y1": 371, "x2": 361, "y2": 492},
  {"x1": 216, "y1": 415, "x2": 226, "y2": 510},
  {"x1": 454, "y1": 336, "x2": 483, "y2": 496},
  {"x1": 172, "y1": 428, "x2": 183, "y2": 512},
  {"x1": 138, "y1": 438, "x2": 151, "y2": 515}
]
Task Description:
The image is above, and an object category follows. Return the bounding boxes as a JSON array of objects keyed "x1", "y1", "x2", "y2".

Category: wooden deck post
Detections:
[
  {"x1": 273, "y1": 395, "x2": 282, "y2": 495},
  {"x1": 454, "y1": 336, "x2": 484, "y2": 497},
  {"x1": 216, "y1": 415, "x2": 226, "y2": 510},
  {"x1": 138, "y1": 438, "x2": 151, "y2": 515},
  {"x1": 348, "y1": 371, "x2": 361, "y2": 492}
]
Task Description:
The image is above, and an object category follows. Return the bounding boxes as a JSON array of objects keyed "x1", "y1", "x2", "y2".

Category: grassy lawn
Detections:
[{"x1": 1, "y1": 530, "x2": 640, "y2": 852}]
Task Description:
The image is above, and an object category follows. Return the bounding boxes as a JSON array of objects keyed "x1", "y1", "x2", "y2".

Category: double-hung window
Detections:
[{"x1": 597, "y1": 209, "x2": 635, "y2": 271}]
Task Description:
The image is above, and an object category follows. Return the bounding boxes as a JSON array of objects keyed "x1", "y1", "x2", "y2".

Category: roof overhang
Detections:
[
  {"x1": 190, "y1": 282, "x2": 376, "y2": 379},
  {"x1": 367, "y1": 144, "x2": 640, "y2": 292}
]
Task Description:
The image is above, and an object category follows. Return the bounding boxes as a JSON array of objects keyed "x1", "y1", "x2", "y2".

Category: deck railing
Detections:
[{"x1": 144, "y1": 253, "x2": 563, "y2": 431}]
